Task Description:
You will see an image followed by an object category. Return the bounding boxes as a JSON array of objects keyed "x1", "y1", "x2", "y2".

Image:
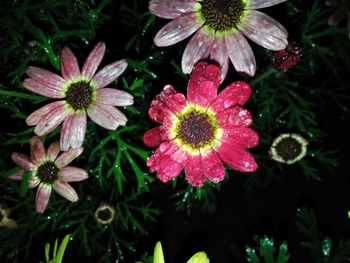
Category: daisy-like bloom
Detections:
[
  {"x1": 269, "y1": 133, "x2": 308, "y2": 164},
  {"x1": 24, "y1": 42, "x2": 134, "y2": 151},
  {"x1": 150, "y1": 0, "x2": 288, "y2": 80},
  {"x1": 0, "y1": 203, "x2": 18, "y2": 229},
  {"x1": 143, "y1": 62, "x2": 258, "y2": 187},
  {"x1": 94, "y1": 202, "x2": 116, "y2": 225},
  {"x1": 326, "y1": 0, "x2": 350, "y2": 38},
  {"x1": 152, "y1": 241, "x2": 210, "y2": 263},
  {"x1": 9, "y1": 136, "x2": 88, "y2": 213}
]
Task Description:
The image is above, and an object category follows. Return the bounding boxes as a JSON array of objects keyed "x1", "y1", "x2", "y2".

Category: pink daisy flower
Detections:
[
  {"x1": 143, "y1": 62, "x2": 259, "y2": 187},
  {"x1": 150, "y1": 0, "x2": 288, "y2": 80},
  {"x1": 9, "y1": 136, "x2": 88, "y2": 213},
  {"x1": 24, "y1": 42, "x2": 134, "y2": 151}
]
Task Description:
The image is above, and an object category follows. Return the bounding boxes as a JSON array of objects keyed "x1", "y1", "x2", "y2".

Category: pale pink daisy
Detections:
[
  {"x1": 143, "y1": 62, "x2": 259, "y2": 187},
  {"x1": 9, "y1": 136, "x2": 88, "y2": 213},
  {"x1": 24, "y1": 42, "x2": 134, "y2": 151},
  {"x1": 150, "y1": 0, "x2": 288, "y2": 80}
]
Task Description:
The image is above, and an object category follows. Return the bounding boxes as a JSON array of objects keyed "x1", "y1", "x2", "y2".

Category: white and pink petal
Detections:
[
  {"x1": 154, "y1": 12, "x2": 203, "y2": 47},
  {"x1": 30, "y1": 136, "x2": 46, "y2": 164},
  {"x1": 92, "y1": 59, "x2": 128, "y2": 89},
  {"x1": 35, "y1": 184, "x2": 52, "y2": 213},
  {"x1": 26, "y1": 101, "x2": 66, "y2": 126},
  {"x1": 11, "y1": 153, "x2": 35, "y2": 170},
  {"x1": 59, "y1": 166, "x2": 88, "y2": 182},
  {"x1": 87, "y1": 104, "x2": 127, "y2": 130},
  {"x1": 149, "y1": 0, "x2": 196, "y2": 19},
  {"x1": 34, "y1": 104, "x2": 69, "y2": 136},
  {"x1": 81, "y1": 42, "x2": 106, "y2": 80},
  {"x1": 60, "y1": 47, "x2": 81, "y2": 80},
  {"x1": 246, "y1": 0, "x2": 287, "y2": 9},
  {"x1": 239, "y1": 10, "x2": 288, "y2": 51},
  {"x1": 96, "y1": 88, "x2": 134, "y2": 107},
  {"x1": 47, "y1": 142, "x2": 60, "y2": 161},
  {"x1": 23, "y1": 78, "x2": 64, "y2": 98},
  {"x1": 53, "y1": 181, "x2": 78, "y2": 202},
  {"x1": 26, "y1": 66, "x2": 66, "y2": 90},
  {"x1": 55, "y1": 147, "x2": 84, "y2": 168}
]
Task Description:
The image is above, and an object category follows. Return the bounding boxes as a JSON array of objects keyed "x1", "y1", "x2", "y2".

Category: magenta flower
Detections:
[
  {"x1": 9, "y1": 136, "x2": 88, "y2": 213},
  {"x1": 150, "y1": 0, "x2": 288, "y2": 80},
  {"x1": 24, "y1": 42, "x2": 134, "y2": 151},
  {"x1": 143, "y1": 62, "x2": 258, "y2": 187}
]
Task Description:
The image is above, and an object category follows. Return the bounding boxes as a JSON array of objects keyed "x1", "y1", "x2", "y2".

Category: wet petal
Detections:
[
  {"x1": 11, "y1": 153, "x2": 35, "y2": 170},
  {"x1": 59, "y1": 166, "x2": 88, "y2": 182},
  {"x1": 220, "y1": 127, "x2": 259, "y2": 148},
  {"x1": 187, "y1": 61, "x2": 220, "y2": 107},
  {"x1": 87, "y1": 104, "x2": 127, "y2": 130},
  {"x1": 82, "y1": 42, "x2": 106, "y2": 80},
  {"x1": 225, "y1": 31, "x2": 256, "y2": 77},
  {"x1": 144, "y1": 127, "x2": 163, "y2": 147},
  {"x1": 247, "y1": 0, "x2": 287, "y2": 9},
  {"x1": 208, "y1": 37, "x2": 230, "y2": 82},
  {"x1": 96, "y1": 88, "x2": 134, "y2": 106},
  {"x1": 60, "y1": 113, "x2": 87, "y2": 151},
  {"x1": 181, "y1": 28, "x2": 213, "y2": 74},
  {"x1": 53, "y1": 181, "x2": 78, "y2": 202},
  {"x1": 35, "y1": 184, "x2": 52, "y2": 213},
  {"x1": 149, "y1": 85, "x2": 186, "y2": 123},
  {"x1": 184, "y1": 155, "x2": 207, "y2": 187},
  {"x1": 92, "y1": 59, "x2": 128, "y2": 89},
  {"x1": 217, "y1": 107, "x2": 253, "y2": 128},
  {"x1": 8, "y1": 170, "x2": 40, "y2": 188},
  {"x1": 202, "y1": 151, "x2": 225, "y2": 183},
  {"x1": 26, "y1": 66, "x2": 66, "y2": 90},
  {"x1": 154, "y1": 12, "x2": 203, "y2": 47},
  {"x1": 55, "y1": 147, "x2": 84, "y2": 168},
  {"x1": 26, "y1": 101, "x2": 66, "y2": 126},
  {"x1": 239, "y1": 10, "x2": 288, "y2": 51},
  {"x1": 210, "y1": 81, "x2": 252, "y2": 112},
  {"x1": 47, "y1": 142, "x2": 60, "y2": 161},
  {"x1": 30, "y1": 136, "x2": 46, "y2": 164},
  {"x1": 34, "y1": 104, "x2": 69, "y2": 136},
  {"x1": 149, "y1": 0, "x2": 196, "y2": 19},
  {"x1": 217, "y1": 143, "x2": 258, "y2": 172},
  {"x1": 60, "y1": 47, "x2": 81, "y2": 80},
  {"x1": 23, "y1": 78, "x2": 64, "y2": 98}
]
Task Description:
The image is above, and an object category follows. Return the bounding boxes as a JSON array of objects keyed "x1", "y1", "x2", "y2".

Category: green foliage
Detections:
[
  {"x1": 297, "y1": 207, "x2": 350, "y2": 263},
  {"x1": 40, "y1": 234, "x2": 71, "y2": 263},
  {"x1": 246, "y1": 236, "x2": 289, "y2": 263}
]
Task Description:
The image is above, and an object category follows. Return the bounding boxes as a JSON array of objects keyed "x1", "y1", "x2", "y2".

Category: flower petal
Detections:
[
  {"x1": 35, "y1": 184, "x2": 52, "y2": 213},
  {"x1": 216, "y1": 107, "x2": 253, "y2": 128},
  {"x1": 60, "y1": 113, "x2": 87, "y2": 151},
  {"x1": 149, "y1": 0, "x2": 196, "y2": 19},
  {"x1": 210, "y1": 81, "x2": 252, "y2": 112},
  {"x1": 11, "y1": 153, "x2": 35, "y2": 170},
  {"x1": 30, "y1": 136, "x2": 46, "y2": 164},
  {"x1": 147, "y1": 141, "x2": 188, "y2": 182},
  {"x1": 55, "y1": 147, "x2": 84, "y2": 168},
  {"x1": 26, "y1": 66, "x2": 66, "y2": 90},
  {"x1": 184, "y1": 155, "x2": 207, "y2": 187},
  {"x1": 247, "y1": 0, "x2": 287, "y2": 9},
  {"x1": 144, "y1": 127, "x2": 163, "y2": 147},
  {"x1": 34, "y1": 104, "x2": 69, "y2": 136},
  {"x1": 154, "y1": 12, "x2": 203, "y2": 47},
  {"x1": 8, "y1": 169, "x2": 40, "y2": 188},
  {"x1": 202, "y1": 151, "x2": 225, "y2": 183},
  {"x1": 208, "y1": 37, "x2": 230, "y2": 82},
  {"x1": 217, "y1": 143, "x2": 258, "y2": 172},
  {"x1": 26, "y1": 101, "x2": 65, "y2": 126},
  {"x1": 239, "y1": 10, "x2": 288, "y2": 51},
  {"x1": 149, "y1": 85, "x2": 187, "y2": 123},
  {"x1": 87, "y1": 104, "x2": 127, "y2": 130},
  {"x1": 60, "y1": 47, "x2": 81, "y2": 80},
  {"x1": 224, "y1": 30, "x2": 256, "y2": 77},
  {"x1": 181, "y1": 28, "x2": 214, "y2": 74},
  {"x1": 187, "y1": 61, "x2": 220, "y2": 107},
  {"x1": 82, "y1": 42, "x2": 106, "y2": 80},
  {"x1": 220, "y1": 127, "x2": 259, "y2": 148},
  {"x1": 59, "y1": 166, "x2": 88, "y2": 182},
  {"x1": 47, "y1": 142, "x2": 60, "y2": 161},
  {"x1": 23, "y1": 78, "x2": 64, "y2": 98},
  {"x1": 53, "y1": 181, "x2": 78, "y2": 202},
  {"x1": 92, "y1": 59, "x2": 128, "y2": 89},
  {"x1": 96, "y1": 88, "x2": 134, "y2": 106}
]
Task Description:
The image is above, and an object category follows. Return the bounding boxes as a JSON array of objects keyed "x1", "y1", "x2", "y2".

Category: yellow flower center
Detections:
[{"x1": 171, "y1": 104, "x2": 222, "y2": 155}]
